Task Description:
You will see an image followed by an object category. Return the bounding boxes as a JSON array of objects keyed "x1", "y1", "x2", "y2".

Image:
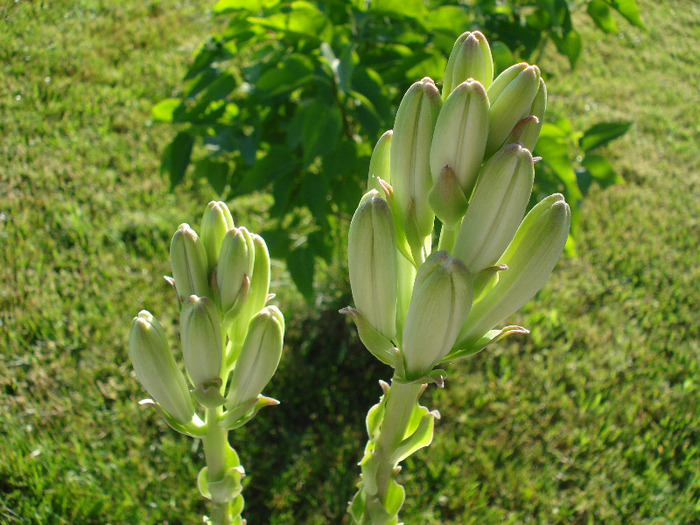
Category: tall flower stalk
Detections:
[
  {"x1": 128, "y1": 201, "x2": 284, "y2": 525},
  {"x1": 344, "y1": 31, "x2": 570, "y2": 524}
]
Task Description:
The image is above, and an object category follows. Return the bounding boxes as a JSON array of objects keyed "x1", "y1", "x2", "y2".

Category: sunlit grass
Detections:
[{"x1": 1, "y1": 0, "x2": 698, "y2": 523}]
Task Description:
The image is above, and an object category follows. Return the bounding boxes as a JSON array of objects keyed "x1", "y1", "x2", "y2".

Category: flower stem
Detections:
[
  {"x1": 202, "y1": 406, "x2": 242, "y2": 525},
  {"x1": 358, "y1": 378, "x2": 424, "y2": 523}
]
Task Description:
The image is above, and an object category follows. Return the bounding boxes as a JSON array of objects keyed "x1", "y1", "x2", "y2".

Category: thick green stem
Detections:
[
  {"x1": 202, "y1": 406, "x2": 239, "y2": 525},
  {"x1": 361, "y1": 379, "x2": 424, "y2": 523}
]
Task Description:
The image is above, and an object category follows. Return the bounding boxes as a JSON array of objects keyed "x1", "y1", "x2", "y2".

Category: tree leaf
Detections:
[
  {"x1": 286, "y1": 244, "x2": 315, "y2": 301},
  {"x1": 605, "y1": 0, "x2": 645, "y2": 28},
  {"x1": 152, "y1": 99, "x2": 182, "y2": 122},
  {"x1": 194, "y1": 158, "x2": 230, "y2": 195},
  {"x1": 213, "y1": 0, "x2": 266, "y2": 14},
  {"x1": 369, "y1": 0, "x2": 425, "y2": 19},
  {"x1": 255, "y1": 54, "x2": 315, "y2": 98},
  {"x1": 581, "y1": 153, "x2": 624, "y2": 188},
  {"x1": 162, "y1": 132, "x2": 194, "y2": 189},
  {"x1": 587, "y1": 0, "x2": 618, "y2": 33},
  {"x1": 552, "y1": 28, "x2": 582, "y2": 69},
  {"x1": 301, "y1": 101, "x2": 342, "y2": 166},
  {"x1": 579, "y1": 121, "x2": 632, "y2": 152},
  {"x1": 248, "y1": 1, "x2": 331, "y2": 41}
]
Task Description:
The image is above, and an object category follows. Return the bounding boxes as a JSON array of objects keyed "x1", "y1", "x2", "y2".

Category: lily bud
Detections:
[
  {"x1": 129, "y1": 310, "x2": 195, "y2": 424},
  {"x1": 200, "y1": 201, "x2": 235, "y2": 275},
  {"x1": 521, "y1": 77, "x2": 547, "y2": 151},
  {"x1": 367, "y1": 130, "x2": 393, "y2": 192},
  {"x1": 390, "y1": 77, "x2": 442, "y2": 256},
  {"x1": 457, "y1": 194, "x2": 570, "y2": 346},
  {"x1": 180, "y1": 295, "x2": 223, "y2": 388},
  {"x1": 443, "y1": 30, "x2": 494, "y2": 97},
  {"x1": 217, "y1": 227, "x2": 255, "y2": 316},
  {"x1": 348, "y1": 191, "x2": 398, "y2": 339},
  {"x1": 429, "y1": 79, "x2": 490, "y2": 225},
  {"x1": 225, "y1": 305, "x2": 284, "y2": 410},
  {"x1": 402, "y1": 251, "x2": 473, "y2": 377},
  {"x1": 452, "y1": 143, "x2": 534, "y2": 273},
  {"x1": 486, "y1": 63, "x2": 541, "y2": 155},
  {"x1": 170, "y1": 224, "x2": 210, "y2": 302}
]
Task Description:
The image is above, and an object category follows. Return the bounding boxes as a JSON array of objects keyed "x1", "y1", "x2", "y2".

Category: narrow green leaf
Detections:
[
  {"x1": 587, "y1": 0, "x2": 618, "y2": 33},
  {"x1": 579, "y1": 121, "x2": 632, "y2": 152},
  {"x1": 606, "y1": 0, "x2": 645, "y2": 28},
  {"x1": 287, "y1": 245, "x2": 315, "y2": 300},
  {"x1": 152, "y1": 98, "x2": 181, "y2": 122},
  {"x1": 162, "y1": 132, "x2": 194, "y2": 189}
]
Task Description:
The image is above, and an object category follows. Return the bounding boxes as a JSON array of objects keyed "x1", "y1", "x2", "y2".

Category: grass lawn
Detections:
[{"x1": 1, "y1": 0, "x2": 698, "y2": 523}]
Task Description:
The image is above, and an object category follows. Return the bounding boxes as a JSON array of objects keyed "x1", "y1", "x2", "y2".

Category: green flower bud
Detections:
[
  {"x1": 224, "y1": 232, "x2": 272, "y2": 366},
  {"x1": 217, "y1": 227, "x2": 255, "y2": 316},
  {"x1": 368, "y1": 130, "x2": 393, "y2": 192},
  {"x1": 226, "y1": 305, "x2": 284, "y2": 410},
  {"x1": 457, "y1": 194, "x2": 570, "y2": 346},
  {"x1": 129, "y1": 310, "x2": 195, "y2": 424},
  {"x1": 443, "y1": 30, "x2": 494, "y2": 97},
  {"x1": 429, "y1": 79, "x2": 490, "y2": 225},
  {"x1": 521, "y1": 77, "x2": 547, "y2": 151},
  {"x1": 453, "y1": 143, "x2": 534, "y2": 273},
  {"x1": 506, "y1": 77, "x2": 546, "y2": 151},
  {"x1": 486, "y1": 63, "x2": 541, "y2": 155},
  {"x1": 402, "y1": 251, "x2": 473, "y2": 377},
  {"x1": 348, "y1": 190, "x2": 398, "y2": 340},
  {"x1": 200, "y1": 201, "x2": 235, "y2": 275},
  {"x1": 180, "y1": 295, "x2": 223, "y2": 388},
  {"x1": 390, "y1": 77, "x2": 442, "y2": 257},
  {"x1": 170, "y1": 224, "x2": 210, "y2": 302}
]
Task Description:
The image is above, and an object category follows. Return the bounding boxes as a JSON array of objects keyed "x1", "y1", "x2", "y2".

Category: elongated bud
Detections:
[
  {"x1": 170, "y1": 224, "x2": 210, "y2": 302},
  {"x1": 224, "y1": 233, "x2": 272, "y2": 366},
  {"x1": 129, "y1": 311, "x2": 195, "y2": 424},
  {"x1": 443, "y1": 30, "x2": 494, "y2": 97},
  {"x1": 429, "y1": 79, "x2": 490, "y2": 225},
  {"x1": 453, "y1": 143, "x2": 534, "y2": 272},
  {"x1": 521, "y1": 77, "x2": 547, "y2": 151},
  {"x1": 348, "y1": 190, "x2": 398, "y2": 339},
  {"x1": 486, "y1": 63, "x2": 541, "y2": 155},
  {"x1": 457, "y1": 194, "x2": 570, "y2": 346},
  {"x1": 200, "y1": 201, "x2": 235, "y2": 275},
  {"x1": 368, "y1": 130, "x2": 393, "y2": 192},
  {"x1": 391, "y1": 77, "x2": 442, "y2": 255},
  {"x1": 226, "y1": 305, "x2": 284, "y2": 409},
  {"x1": 402, "y1": 251, "x2": 473, "y2": 377},
  {"x1": 217, "y1": 227, "x2": 255, "y2": 316},
  {"x1": 180, "y1": 295, "x2": 223, "y2": 388}
]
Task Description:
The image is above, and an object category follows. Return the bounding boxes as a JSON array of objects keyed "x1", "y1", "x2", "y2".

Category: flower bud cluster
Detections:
[
  {"x1": 129, "y1": 201, "x2": 283, "y2": 428},
  {"x1": 345, "y1": 31, "x2": 569, "y2": 381}
]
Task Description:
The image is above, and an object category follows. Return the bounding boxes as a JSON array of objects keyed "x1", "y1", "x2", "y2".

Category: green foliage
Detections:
[
  {"x1": 156, "y1": 0, "x2": 644, "y2": 297},
  {"x1": 3, "y1": 0, "x2": 697, "y2": 523}
]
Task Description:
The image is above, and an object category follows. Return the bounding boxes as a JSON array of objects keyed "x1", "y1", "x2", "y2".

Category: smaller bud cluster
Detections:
[
  {"x1": 129, "y1": 200, "x2": 284, "y2": 430},
  {"x1": 346, "y1": 31, "x2": 570, "y2": 524}
]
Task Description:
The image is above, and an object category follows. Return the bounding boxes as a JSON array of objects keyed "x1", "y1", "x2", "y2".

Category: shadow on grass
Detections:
[{"x1": 237, "y1": 291, "x2": 389, "y2": 524}]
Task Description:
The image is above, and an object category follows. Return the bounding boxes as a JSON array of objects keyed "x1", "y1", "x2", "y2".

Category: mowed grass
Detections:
[{"x1": 1, "y1": 0, "x2": 698, "y2": 524}]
